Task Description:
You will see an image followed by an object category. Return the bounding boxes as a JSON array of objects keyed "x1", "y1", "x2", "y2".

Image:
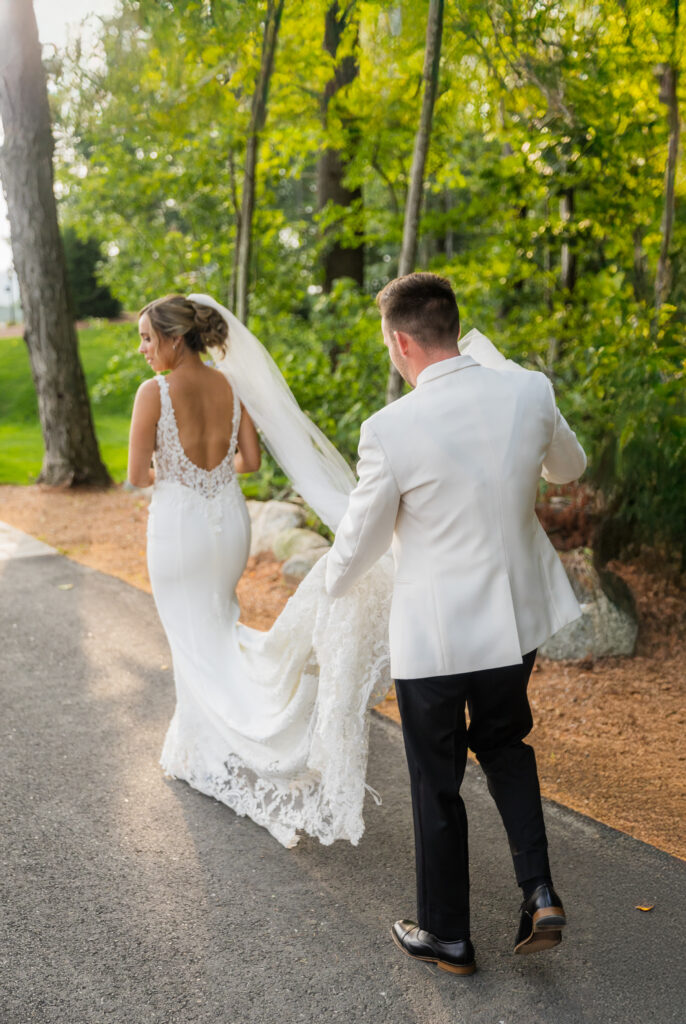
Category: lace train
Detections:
[{"x1": 159, "y1": 555, "x2": 393, "y2": 847}]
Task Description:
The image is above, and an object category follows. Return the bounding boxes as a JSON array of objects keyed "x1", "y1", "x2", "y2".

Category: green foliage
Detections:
[
  {"x1": 41, "y1": 0, "x2": 686, "y2": 559},
  {"x1": 561, "y1": 292, "x2": 686, "y2": 560},
  {"x1": 62, "y1": 228, "x2": 122, "y2": 320},
  {"x1": 256, "y1": 282, "x2": 387, "y2": 460},
  {"x1": 91, "y1": 349, "x2": 150, "y2": 409}
]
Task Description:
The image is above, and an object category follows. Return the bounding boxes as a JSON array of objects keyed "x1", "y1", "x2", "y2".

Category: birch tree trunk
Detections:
[
  {"x1": 235, "y1": 0, "x2": 285, "y2": 325},
  {"x1": 385, "y1": 0, "x2": 444, "y2": 404},
  {"x1": 0, "y1": 0, "x2": 110, "y2": 487}
]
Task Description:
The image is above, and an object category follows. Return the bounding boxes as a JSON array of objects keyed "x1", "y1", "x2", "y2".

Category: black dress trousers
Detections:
[{"x1": 394, "y1": 649, "x2": 550, "y2": 941}]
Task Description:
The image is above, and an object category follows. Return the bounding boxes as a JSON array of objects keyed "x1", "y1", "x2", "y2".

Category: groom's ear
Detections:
[{"x1": 395, "y1": 330, "x2": 412, "y2": 355}]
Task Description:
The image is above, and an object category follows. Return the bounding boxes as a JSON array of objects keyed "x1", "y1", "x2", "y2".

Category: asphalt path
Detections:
[{"x1": 1, "y1": 523, "x2": 684, "y2": 1024}]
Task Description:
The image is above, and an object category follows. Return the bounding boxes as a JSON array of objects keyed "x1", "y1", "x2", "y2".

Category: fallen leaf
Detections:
[
  {"x1": 635, "y1": 904, "x2": 654, "y2": 912},
  {"x1": 57, "y1": 583, "x2": 74, "y2": 590}
]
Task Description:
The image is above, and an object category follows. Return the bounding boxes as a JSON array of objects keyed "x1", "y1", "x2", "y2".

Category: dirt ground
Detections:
[{"x1": 1, "y1": 483, "x2": 684, "y2": 861}]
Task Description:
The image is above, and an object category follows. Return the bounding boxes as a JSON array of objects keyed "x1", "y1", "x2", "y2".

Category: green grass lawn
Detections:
[{"x1": 0, "y1": 321, "x2": 140, "y2": 484}]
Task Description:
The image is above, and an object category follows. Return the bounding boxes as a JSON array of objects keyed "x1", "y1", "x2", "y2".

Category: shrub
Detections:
[
  {"x1": 63, "y1": 228, "x2": 122, "y2": 320},
  {"x1": 557, "y1": 285, "x2": 685, "y2": 565}
]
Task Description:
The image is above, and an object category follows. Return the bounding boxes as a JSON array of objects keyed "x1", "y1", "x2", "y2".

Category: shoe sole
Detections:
[
  {"x1": 514, "y1": 906, "x2": 566, "y2": 955},
  {"x1": 391, "y1": 928, "x2": 476, "y2": 975}
]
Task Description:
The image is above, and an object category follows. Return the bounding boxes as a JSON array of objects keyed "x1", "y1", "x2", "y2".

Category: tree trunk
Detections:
[
  {"x1": 0, "y1": 0, "x2": 110, "y2": 487},
  {"x1": 655, "y1": 53, "x2": 680, "y2": 311},
  {"x1": 385, "y1": 0, "x2": 444, "y2": 404},
  {"x1": 632, "y1": 224, "x2": 648, "y2": 302},
  {"x1": 559, "y1": 187, "x2": 576, "y2": 292},
  {"x1": 443, "y1": 190, "x2": 454, "y2": 259},
  {"x1": 317, "y1": 1, "x2": 364, "y2": 302},
  {"x1": 235, "y1": 0, "x2": 285, "y2": 324},
  {"x1": 544, "y1": 197, "x2": 557, "y2": 376},
  {"x1": 227, "y1": 148, "x2": 241, "y2": 310}
]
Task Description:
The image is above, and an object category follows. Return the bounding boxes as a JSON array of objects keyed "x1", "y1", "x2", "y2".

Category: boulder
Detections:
[
  {"x1": 281, "y1": 546, "x2": 330, "y2": 585},
  {"x1": 246, "y1": 500, "x2": 306, "y2": 557},
  {"x1": 272, "y1": 527, "x2": 330, "y2": 562},
  {"x1": 540, "y1": 548, "x2": 638, "y2": 661}
]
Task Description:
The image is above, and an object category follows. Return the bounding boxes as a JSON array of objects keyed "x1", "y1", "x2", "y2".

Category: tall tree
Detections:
[
  {"x1": 317, "y1": 1, "x2": 364, "y2": 296},
  {"x1": 0, "y1": 0, "x2": 110, "y2": 486},
  {"x1": 386, "y1": 0, "x2": 444, "y2": 404},
  {"x1": 559, "y1": 187, "x2": 576, "y2": 293},
  {"x1": 234, "y1": 0, "x2": 285, "y2": 323},
  {"x1": 655, "y1": 0, "x2": 680, "y2": 311}
]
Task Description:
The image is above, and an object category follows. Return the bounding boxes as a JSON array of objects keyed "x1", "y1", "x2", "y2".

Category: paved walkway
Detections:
[{"x1": 1, "y1": 522, "x2": 684, "y2": 1024}]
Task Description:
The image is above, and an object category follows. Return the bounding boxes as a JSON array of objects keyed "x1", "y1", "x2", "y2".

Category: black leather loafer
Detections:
[
  {"x1": 391, "y1": 920, "x2": 476, "y2": 974},
  {"x1": 514, "y1": 883, "x2": 566, "y2": 954}
]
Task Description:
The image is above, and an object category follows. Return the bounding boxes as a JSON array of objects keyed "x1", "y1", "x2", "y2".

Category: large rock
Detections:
[
  {"x1": 274, "y1": 527, "x2": 331, "y2": 584},
  {"x1": 281, "y1": 546, "x2": 330, "y2": 585},
  {"x1": 540, "y1": 548, "x2": 638, "y2": 661},
  {"x1": 245, "y1": 500, "x2": 331, "y2": 583},
  {"x1": 272, "y1": 527, "x2": 329, "y2": 562},
  {"x1": 246, "y1": 500, "x2": 306, "y2": 557}
]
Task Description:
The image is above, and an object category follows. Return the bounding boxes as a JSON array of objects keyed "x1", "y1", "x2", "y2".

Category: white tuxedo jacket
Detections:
[{"x1": 325, "y1": 332, "x2": 587, "y2": 679}]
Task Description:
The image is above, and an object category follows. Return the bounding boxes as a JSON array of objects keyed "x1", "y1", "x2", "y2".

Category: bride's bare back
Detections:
[{"x1": 167, "y1": 364, "x2": 235, "y2": 471}]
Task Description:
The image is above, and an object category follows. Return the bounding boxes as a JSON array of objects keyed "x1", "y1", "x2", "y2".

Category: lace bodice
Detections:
[{"x1": 153, "y1": 374, "x2": 241, "y2": 499}]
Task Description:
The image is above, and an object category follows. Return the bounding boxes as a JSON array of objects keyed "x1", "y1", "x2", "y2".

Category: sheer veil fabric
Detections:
[{"x1": 154, "y1": 295, "x2": 393, "y2": 848}]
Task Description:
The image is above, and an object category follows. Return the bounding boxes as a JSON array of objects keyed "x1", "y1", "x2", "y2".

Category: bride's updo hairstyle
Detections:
[{"x1": 139, "y1": 294, "x2": 229, "y2": 357}]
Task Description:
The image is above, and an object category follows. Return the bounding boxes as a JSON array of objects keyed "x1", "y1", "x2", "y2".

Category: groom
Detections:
[{"x1": 325, "y1": 273, "x2": 586, "y2": 974}]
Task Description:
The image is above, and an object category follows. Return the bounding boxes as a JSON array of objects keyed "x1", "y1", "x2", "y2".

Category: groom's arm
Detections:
[
  {"x1": 325, "y1": 420, "x2": 400, "y2": 598},
  {"x1": 541, "y1": 378, "x2": 587, "y2": 484}
]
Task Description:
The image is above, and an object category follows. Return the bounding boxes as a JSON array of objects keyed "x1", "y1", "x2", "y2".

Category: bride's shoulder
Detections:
[
  {"x1": 135, "y1": 374, "x2": 164, "y2": 401},
  {"x1": 131, "y1": 374, "x2": 162, "y2": 420}
]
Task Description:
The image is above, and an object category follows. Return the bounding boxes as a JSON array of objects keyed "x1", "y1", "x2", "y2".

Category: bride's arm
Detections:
[
  {"x1": 127, "y1": 379, "x2": 160, "y2": 487},
  {"x1": 234, "y1": 404, "x2": 261, "y2": 474}
]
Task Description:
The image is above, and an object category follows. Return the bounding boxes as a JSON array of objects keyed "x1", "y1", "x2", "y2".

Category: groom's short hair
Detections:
[{"x1": 376, "y1": 273, "x2": 460, "y2": 350}]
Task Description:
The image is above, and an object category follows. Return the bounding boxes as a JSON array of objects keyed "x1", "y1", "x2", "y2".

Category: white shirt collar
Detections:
[{"x1": 416, "y1": 353, "x2": 478, "y2": 387}]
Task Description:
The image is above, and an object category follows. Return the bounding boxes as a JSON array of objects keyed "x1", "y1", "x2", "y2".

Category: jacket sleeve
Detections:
[
  {"x1": 541, "y1": 377, "x2": 587, "y2": 484},
  {"x1": 325, "y1": 420, "x2": 401, "y2": 598}
]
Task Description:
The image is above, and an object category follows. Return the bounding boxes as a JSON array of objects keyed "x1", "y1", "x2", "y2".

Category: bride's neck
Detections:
[{"x1": 168, "y1": 348, "x2": 204, "y2": 373}]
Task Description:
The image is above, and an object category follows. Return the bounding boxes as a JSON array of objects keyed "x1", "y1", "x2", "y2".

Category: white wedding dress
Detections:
[{"x1": 148, "y1": 372, "x2": 393, "y2": 848}]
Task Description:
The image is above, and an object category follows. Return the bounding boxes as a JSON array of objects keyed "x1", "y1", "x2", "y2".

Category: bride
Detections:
[{"x1": 128, "y1": 293, "x2": 394, "y2": 848}]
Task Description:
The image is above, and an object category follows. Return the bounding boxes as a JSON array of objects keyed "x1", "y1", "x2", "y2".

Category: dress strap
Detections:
[
  {"x1": 155, "y1": 373, "x2": 172, "y2": 414},
  {"x1": 229, "y1": 381, "x2": 241, "y2": 456}
]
